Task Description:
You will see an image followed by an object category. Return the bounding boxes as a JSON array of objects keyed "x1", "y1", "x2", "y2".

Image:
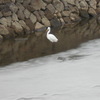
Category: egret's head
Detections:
[{"x1": 47, "y1": 27, "x2": 51, "y2": 31}]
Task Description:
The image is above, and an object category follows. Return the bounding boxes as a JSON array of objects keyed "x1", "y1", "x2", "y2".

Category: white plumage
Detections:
[{"x1": 46, "y1": 27, "x2": 58, "y2": 42}]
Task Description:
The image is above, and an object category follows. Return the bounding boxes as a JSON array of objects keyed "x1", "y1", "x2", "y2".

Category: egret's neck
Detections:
[{"x1": 47, "y1": 29, "x2": 51, "y2": 36}]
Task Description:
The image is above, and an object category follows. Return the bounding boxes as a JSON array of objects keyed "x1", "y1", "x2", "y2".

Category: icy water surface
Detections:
[{"x1": 0, "y1": 39, "x2": 100, "y2": 100}]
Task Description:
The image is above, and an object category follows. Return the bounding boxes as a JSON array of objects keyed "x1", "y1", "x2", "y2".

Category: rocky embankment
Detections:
[{"x1": 0, "y1": 0, "x2": 99, "y2": 39}]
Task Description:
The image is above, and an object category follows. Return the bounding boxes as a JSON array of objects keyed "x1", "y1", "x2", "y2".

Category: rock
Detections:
[
  {"x1": 16, "y1": 0, "x2": 23, "y2": 3},
  {"x1": 54, "y1": 13, "x2": 57, "y2": 17},
  {"x1": 30, "y1": 0, "x2": 46, "y2": 10},
  {"x1": 0, "y1": 18, "x2": 8, "y2": 26},
  {"x1": 35, "y1": 22, "x2": 44, "y2": 30},
  {"x1": 96, "y1": 0, "x2": 100, "y2": 3},
  {"x1": 39, "y1": 10, "x2": 45, "y2": 18},
  {"x1": 70, "y1": 6, "x2": 79, "y2": 14},
  {"x1": 24, "y1": 9, "x2": 31, "y2": 19},
  {"x1": 19, "y1": 20, "x2": 30, "y2": 33},
  {"x1": 0, "y1": 12, "x2": 3, "y2": 18},
  {"x1": 42, "y1": 17, "x2": 50, "y2": 27},
  {"x1": 62, "y1": 11, "x2": 70, "y2": 17},
  {"x1": 0, "y1": 25, "x2": 9, "y2": 36},
  {"x1": 16, "y1": 3, "x2": 25, "y2": 11},
  {"x1": 80, "y1": 9, "x2": 89, "y2": 18},
  {"x1": 19, "y1": 20, "x2": 29, "y2": 29},
  {"x1": 96, "y1": 8, "x2": 100, "y2": 14},
  {"x1": 45, "y1": 4, "x2": 56, "y2": 19},
  {"x1": 0, "y1": 35, "x2": 3, "y2": 41},
  {"x1": 0, "y1": 4, "x2": 10, "y2": 12},
  {"x1": 45, "y1": 9, "x2": 54, "y2": 19},
  {"x1": 75, "y1": 0, "x2": 80, "y2": 9},
  {"x1": 89, "y1": 0, "x2": 97, "y2": 9},
  {"x1": 53, "y1": 0, "x2": 64, "y2": 12},
  {"x1": 7, "y1": 27, "x2": 17, "y2": 37},
  {"x1": 43, "y1": 0, "x2": 52, "y2": 3},
  {"x1": 60, "y1": 18, "x2": 65, "y2": 26},
  {"x1": 62, "y1": 1, "x2": 69, "y2": 10},
  {"x1": 6, "y1": 17, "x2": 12, "y2": 27},
  {"x1": 70, "y1": 13, "x2": 81, "y2": 22},
  {"x1": 17, "y1": 10, "x2": 25, "y2": 20},
  {"x1": 25, "y1": 19, "x2": 35, "y2": 31},
  {"x1": 97, "y1": 1, "x2": 100, "y2": 7},
  {"x1": 46, "y1": 4, "x2": 55, "y2": 14},
  {"x1": 12, "y1": 13, "x2": 19, "y2": 22},
  {"x1": 88, "y1": 7, "x2": 97, "y2": 17},
  {"x1": 30, "y1": 13, "x2": 37, "y2": 24},
  {"x1": 50, "y1": 17, "x2": 61, "y2": 27},
  {"x1": 11, "y1": 0, "x2": 15, "y2": 3},
  {"x1": 24, "y1": 5, "x2": 33, "y2": 12},
  {"x1": 61, "y1": 0, "x2": 68, "y2": 8},
  {"x1": 97, "y1": 16, "x2": 100, "y2": 24},
  {"x1": 79, "y1": 0, "x2": 88, "y2": 11},
  {"x1": 57, "y1": 12, "x2": 62, "y2": 18},
  {"x1": 9, "y1": 3, "x2": 18, "y2": 13},
  {"x1": 23, "y1": 0, "x2": 31, "y2": 7},
  {"x1": 66, "y1": 0, "x2": 75, "y2": 5},
  {"x1": 63, "y1": 17, "x2": 71, "y2": 23},
  {"x1": 34, "y1": 11, "x2": 41, "y2": 22},
  {"x1": 12, "y1": 21, "x2": 23, "y2": 34},
  {"x1": 2, "y1": 0, "x2": 11, "y2": 3},
  {"x1": 2, "y1": 11, "x2": 12, "y2": 17}
]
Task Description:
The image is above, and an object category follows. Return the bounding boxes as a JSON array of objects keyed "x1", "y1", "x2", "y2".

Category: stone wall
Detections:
[{"x1": 0, "y1": 0, "x2": 99, "y2": 39}]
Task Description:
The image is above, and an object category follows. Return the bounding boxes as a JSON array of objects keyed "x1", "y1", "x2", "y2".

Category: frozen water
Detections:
[{"x1": 0, "y1": 39, "x2": 100, "y2": 100}]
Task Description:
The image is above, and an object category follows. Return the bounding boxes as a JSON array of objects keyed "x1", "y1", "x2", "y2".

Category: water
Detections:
[
  {"x1": 0, "y1": 18, "x2": 100, "y2": 66},
  {"x1": 0, "y1": 39, "x2": 100, "y2": 100}
]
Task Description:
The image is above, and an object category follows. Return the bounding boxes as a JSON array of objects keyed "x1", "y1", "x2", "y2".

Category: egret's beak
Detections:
[{"x1": 46, "y1": 28, "x2": 49, "y2": 32}]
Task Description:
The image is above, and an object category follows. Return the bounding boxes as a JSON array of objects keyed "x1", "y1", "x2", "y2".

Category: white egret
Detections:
[{"x1": 46, "y1": 27, "x2": 58, "y2": 42}]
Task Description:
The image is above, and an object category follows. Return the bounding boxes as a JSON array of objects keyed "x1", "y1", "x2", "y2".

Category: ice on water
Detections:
[{"x1": 0, "y1": 39, "x2": 100, "y2": 100}]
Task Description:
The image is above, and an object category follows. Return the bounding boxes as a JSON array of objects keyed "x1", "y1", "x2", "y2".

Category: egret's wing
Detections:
[{"x1": 48, "y1": 34, "x2": 58, "y2": 42}]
